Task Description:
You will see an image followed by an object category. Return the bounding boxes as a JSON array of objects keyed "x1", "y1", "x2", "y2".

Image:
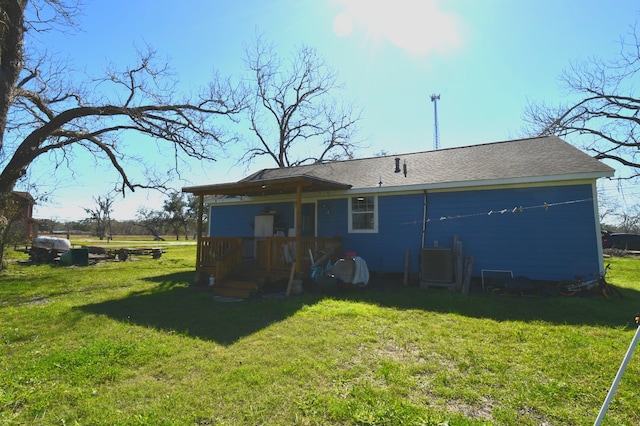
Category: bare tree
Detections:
[
  {"x1": 523, "y1": 25, "x2": 640, "y2": 179},
  {"x1": 240, "y1": 35, "x2": 362, "y2": 168},
  {"x1": 615, "y1": 206, "x2": 640, "y2": 233},
  {"x1": 83, "y1": 195, "x2": 114, "y2": 240},
  {"x1": 0, "y1": 1, "x2": 245, "y2": 257},
  {"x1": 597, "y1": 186, "x2": 620, "y2": 227}
]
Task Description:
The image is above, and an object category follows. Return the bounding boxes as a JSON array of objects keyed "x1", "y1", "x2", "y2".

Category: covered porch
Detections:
[
  {"x1": 183, "y1": 174, "x2": 351, "y2": 288},
  {"x1": 195, "y1": 236, "x2": 342, "y2": 284}
]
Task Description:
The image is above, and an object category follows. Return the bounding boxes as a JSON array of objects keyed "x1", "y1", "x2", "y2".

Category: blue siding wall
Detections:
[
  {"x1": 208, "y1": 183, "x2": 601, "y2": 281},
  {"x1": 424, "y1": 184, "x2": 600, "y2": 281},
  {"x1": 317, "y1": 195, "x2": 424, "y2": 272},
  {"x1": 339, "y1": 194, "x2": 425, "y2": 273},
  {"x1": 317, "y1": 185, "x2": 600, "y2": 280},
  {"x1": 317, "y1": 198, "x2": 348, "y2": 238},
  {"x1": 209, "y1": 202, "x2": 295, "y2": 237}
]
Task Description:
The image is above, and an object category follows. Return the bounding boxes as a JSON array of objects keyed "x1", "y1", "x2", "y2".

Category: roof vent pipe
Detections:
[{"x1": 394, "y1": 157, "x2": 401, "y2": 173}]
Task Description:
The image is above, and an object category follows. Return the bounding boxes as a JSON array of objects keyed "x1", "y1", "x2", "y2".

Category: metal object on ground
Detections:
[{"x1": 594, "y1": 313, "x2": 640, "y2": 425}]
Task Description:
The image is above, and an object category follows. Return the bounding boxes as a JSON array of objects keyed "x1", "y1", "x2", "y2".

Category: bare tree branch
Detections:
[
  {"x1": 0, "y1": 21, "x2": 246, "y2": 195},
  {"x1": 239, "y1": 35, "x2": 362, "y2": 168},
  {"x1": 83, "y1": 194, "x2": 114, "y2": 240},
  {"x1": 0, "y1": 0, "x2": 254, "y2": 264},
  {"x1": 523, "y1": 24, "x2": 640, "y2": 179}
]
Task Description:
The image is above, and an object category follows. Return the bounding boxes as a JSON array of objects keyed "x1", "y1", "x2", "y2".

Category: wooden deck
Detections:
[{"x1": 196, "y1": 237, "x2": 343, "y2": 297}]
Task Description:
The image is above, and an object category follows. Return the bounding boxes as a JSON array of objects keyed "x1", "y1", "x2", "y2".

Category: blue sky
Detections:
[{"x1": 26, "y1": 0, "x2": 639, "y2": 221}]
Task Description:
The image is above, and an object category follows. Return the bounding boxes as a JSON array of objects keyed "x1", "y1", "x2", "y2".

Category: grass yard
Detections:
[{"x1": 1, "y1": 240, "x2": 639, "y2": 425}]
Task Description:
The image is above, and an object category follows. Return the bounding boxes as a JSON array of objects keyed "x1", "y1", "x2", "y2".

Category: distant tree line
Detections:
[
  {"x1": 36, "y1": 192, "x2": 204, "y2": 241},
  {"x1": 136, "y1": 193, "x2": 203, "y2": 241},
  {"x1": 36, "y1": 217, "x2": 143, "y2": 238}
]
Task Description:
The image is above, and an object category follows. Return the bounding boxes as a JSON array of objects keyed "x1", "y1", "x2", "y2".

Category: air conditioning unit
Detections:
[{"x1": 420, "y1": 248, "x2": 454, "y2": 288}]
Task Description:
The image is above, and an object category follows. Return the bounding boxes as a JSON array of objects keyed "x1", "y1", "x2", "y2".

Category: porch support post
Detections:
[
  {"x1": 196, "y1": 194, "x2": 204, "y2": 272},
  {"x1": 295, "y1": 184, "x2": 302, "y2": 274}
]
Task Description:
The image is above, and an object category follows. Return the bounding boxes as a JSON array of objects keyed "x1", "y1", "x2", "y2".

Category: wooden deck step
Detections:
[{"x1": 213, "y1": 280, "x2": 261, "y2": 299}]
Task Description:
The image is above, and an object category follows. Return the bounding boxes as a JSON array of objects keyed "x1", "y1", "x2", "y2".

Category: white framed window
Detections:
[{"x1": 348, "y1": 195, "x2": 378, "y2": 233}]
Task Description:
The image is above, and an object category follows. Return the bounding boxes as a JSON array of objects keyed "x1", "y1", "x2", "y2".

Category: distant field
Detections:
[
  {"x1": 39, "y1": 234, "x2": 195, "y2": 242},
  {"x1": 37, "y1": 235, "x2": 199, "y2": 248},
  {"x1": 72, "y1": 237, "x2": 197, "y2": 245}
]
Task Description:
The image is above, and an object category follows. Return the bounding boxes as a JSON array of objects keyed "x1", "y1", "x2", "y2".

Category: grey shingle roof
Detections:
[{"x1": 239, "y1": 136, "x2": 614, "y2": 191}]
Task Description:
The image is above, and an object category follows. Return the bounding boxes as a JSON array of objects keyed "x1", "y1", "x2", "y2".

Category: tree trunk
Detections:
[{"x1": 0, "y1": 0, "x2": 28, "y2": 150}]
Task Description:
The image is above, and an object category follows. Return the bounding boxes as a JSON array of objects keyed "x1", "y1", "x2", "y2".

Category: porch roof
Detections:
[{"x1": 182, "y1": 174, "x2": 351, "y2": 196}]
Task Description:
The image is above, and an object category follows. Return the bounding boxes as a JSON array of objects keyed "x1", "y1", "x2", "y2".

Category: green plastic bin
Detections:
[{"x1": 60, "y1": 248, "x2": 89, "y2": 266}]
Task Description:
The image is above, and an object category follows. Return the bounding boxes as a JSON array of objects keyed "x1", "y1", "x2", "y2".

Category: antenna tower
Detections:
[{"x1": 430, "y1": 93, "x2": 441, "y2": 150}]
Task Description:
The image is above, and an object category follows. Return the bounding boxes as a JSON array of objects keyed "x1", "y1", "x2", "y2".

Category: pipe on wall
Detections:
[{"x1": 422, "y1": 190, "x2": 428, "y2": 249}]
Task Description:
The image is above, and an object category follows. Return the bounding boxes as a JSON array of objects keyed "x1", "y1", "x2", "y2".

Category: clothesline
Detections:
[{"x1": 399, "y1": 197, "x2": 593, "y2": 226}]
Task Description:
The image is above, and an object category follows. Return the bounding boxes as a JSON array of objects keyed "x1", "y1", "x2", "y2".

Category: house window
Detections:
[{"x1": 349, "y1": 196, "x2": 378, "y2": 233}]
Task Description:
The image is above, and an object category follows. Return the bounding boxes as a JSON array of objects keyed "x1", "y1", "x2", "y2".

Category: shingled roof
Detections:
[{"x1": 183, "y1": 136, "x2": 614, "y2": 196}]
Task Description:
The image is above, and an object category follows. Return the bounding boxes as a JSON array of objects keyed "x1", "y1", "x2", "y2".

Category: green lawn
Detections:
[{"x1": 1, "y1": 242, "x2": 639, "y2": 425}]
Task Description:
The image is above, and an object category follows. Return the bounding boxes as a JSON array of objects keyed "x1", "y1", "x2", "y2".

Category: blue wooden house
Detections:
[{"x1": 183, "y1": 136, "x2": 614, "y2": 291}]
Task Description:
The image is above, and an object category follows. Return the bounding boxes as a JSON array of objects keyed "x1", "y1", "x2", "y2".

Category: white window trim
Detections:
[{"x1": 348, "y1": 195, "x2": 378, "y2": 233}]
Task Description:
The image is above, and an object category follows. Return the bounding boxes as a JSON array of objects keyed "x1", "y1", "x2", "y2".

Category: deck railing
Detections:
[
  {"x1": 197, "y1": 236, "x2": 343, "y2": 281},
  {"x1": 197, "y1": 237, "x2": 246, "y2": 282}
]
